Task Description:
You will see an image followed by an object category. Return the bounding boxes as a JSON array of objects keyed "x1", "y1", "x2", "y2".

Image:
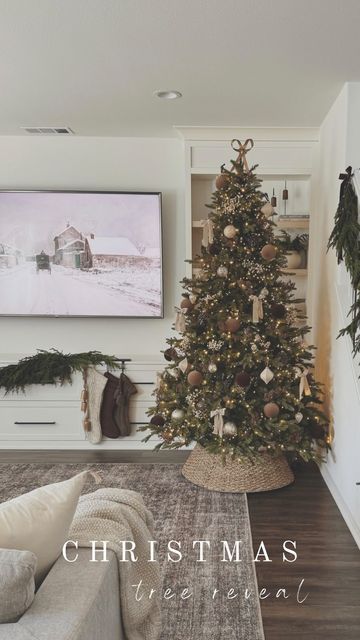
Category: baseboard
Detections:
[
  {"x1": 320, "y1": 464, "x2": 360, "y2": 549},
  {"x1": 0, "y1": 450, "x2": 191, "y2": 464}
]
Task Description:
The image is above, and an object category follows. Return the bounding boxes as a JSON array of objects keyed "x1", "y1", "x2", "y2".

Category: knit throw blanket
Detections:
[{"x1": 69, "y1": 488, "x2": 161, "y2": 640}]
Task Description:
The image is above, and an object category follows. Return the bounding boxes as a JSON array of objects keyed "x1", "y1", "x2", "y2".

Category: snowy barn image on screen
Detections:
[{"x1": 0, "y1": 191, "x2": 163, "y2": 317}]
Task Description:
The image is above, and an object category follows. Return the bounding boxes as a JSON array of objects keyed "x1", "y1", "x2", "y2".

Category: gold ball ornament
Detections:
[
  {"x1": 187, "y1": 370, "x2": 204, "y2": 386},
  {"x1": 171, "y1": 408, "x2": 185, "y2": 421},
  {"x1": 215, "y1": 173, "x2": 229, "y2": 190},
  {"x1": 261, "y1": 202, "x2": 275, "y2": 218},
  {"x1": 224, "y1": 317, "x2": 241, "y2": 333},
  {"x1": 263, "y1": 402, "x2": 280, "y2": 418},
  {"x1": 217, "y1": 266, "x2": 228, "y2": 278},
  {"x1": 261, "y1": 244, "x2": 277, "y2": 261},
  {"x1": 208, "y1": 362, "x2": 217, "y2": 373},
  {"x1": 223, "y1": 224, "x2": 237, "y2": 239},
  {"x1": 223, "y1": 421, "x2": 237, "y2": 435}
]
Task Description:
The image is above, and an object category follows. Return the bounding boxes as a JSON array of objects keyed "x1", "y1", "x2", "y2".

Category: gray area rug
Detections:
[{"x1": 0, "y1": 463, "x2": 264, "y2": 640}]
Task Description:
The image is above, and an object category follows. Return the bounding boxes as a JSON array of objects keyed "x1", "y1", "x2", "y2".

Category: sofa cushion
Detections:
[
  {"x1": 0, "y1": 548, "x2": 37, "y2": 623},
  {"x1": 0, "y1": 471, "x2": 96, "y2": 584}
]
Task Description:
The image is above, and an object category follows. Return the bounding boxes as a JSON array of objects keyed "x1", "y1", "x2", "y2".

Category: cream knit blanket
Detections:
[{"x1": 69, "y1": 488, "x2": 161, "y2": 640}]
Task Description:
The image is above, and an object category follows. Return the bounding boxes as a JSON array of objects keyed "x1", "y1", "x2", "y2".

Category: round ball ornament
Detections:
[
  {"x1": 150, "y1": 414, "x2": 165, "y2": 427},
  {"x1": 180, "y1": 297, "x2": 193, "y2": 311},
  {"x1": 171, "y1": 408, "x2": 185, "y2": 421},
  {"x1": 215, "y1": 173, "x2": 229, "y2": 190},
  {"x1": 271, "y1": 303, "x2": 286, "y2": 319},
  {"x1": 224, "y1": 317, "x2": 241, "y2": 333},
  {"x1": 223, "y1": 224, "x2": 237, "y2": 239},
  {"x1": 235, "y1": 371, "x2": 251, "y2": 387},
  {"x1": 187, "y1": 370, "x2": 204, "y2": 386},
  {"x1": 164, "y1": 347, "x2": 177, "y2": 361},
  {"x1": 208, "y1": 243, "x2": 220, "y2": 255},
  {"x1": 208, "y1": 362, "x2": 217, "y2": 373},
  {"x1": 217, "y1": 266, "x2": 228, "y2": 278},
  {"x1": 261, "y1": 244, "x2": 277, "y2": 261},
  {"x1": 261, "y1": 202, "x2": 275, "y2": 218},
  {"x1": 223, "y1": 421, "x2": 237, "y2": 436},
  {"x1": 263, "y1": 402, "x2": 280, "y2": 418}
]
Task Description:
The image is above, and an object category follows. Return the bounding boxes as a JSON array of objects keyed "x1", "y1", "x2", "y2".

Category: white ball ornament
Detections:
[
  {"x1": 217, "y1": 266, "x2": 228, "y2": 278},
  {"x1": 295, "y1": 412, "x2": 303, "y2": 424},
  {"x1": 208, "y1": 362, "x2": 217, "y2": 373},
  {"x1": 223, "y1": 224, "x2": 237, "y2": 239},
  {"x1": 261, "y1": 202, "x2": 275, "y2": 218},
  {"x1": 223, "y1": 421, "x2": 237, "y2": 435},
  {"x1": 171, "y1": 408, "x2": 185, "y2": 421}
]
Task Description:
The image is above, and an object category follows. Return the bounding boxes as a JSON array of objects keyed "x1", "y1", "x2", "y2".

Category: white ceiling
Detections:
[{"x1": 1, "y1": 0, "x2": 360, "y2": 137}]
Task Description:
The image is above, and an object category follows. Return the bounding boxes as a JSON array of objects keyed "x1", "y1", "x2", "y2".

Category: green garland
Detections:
[
  {"x1": 327, "y1": 166, "x2": 360, "y2": 356},
  {"x1": 0, "y1": 349, "x2": 121, "y2": 393}
]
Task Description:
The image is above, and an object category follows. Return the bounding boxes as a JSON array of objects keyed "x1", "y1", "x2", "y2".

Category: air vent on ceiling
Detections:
[{"x1": 21, "y1": 126, "x2": 75, "y2": 135}]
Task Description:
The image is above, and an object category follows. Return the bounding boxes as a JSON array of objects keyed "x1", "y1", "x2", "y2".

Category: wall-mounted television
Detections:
[{"x1": 0, "y1": 190, "x2": 163, "y2": 318}]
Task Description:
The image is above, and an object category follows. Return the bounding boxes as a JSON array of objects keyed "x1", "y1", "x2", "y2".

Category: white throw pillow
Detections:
[
  {"x1": 0, "y1": 548, "x2": 37, "y2": 623},
  {"x1": 0, "y1": 470, "x2": 98, "y2": 583}
]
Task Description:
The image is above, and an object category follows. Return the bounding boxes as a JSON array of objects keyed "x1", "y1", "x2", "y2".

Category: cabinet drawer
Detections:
[
  {"x1": 0, "y1": 404, "x2": 84, "y2": 441},
  {"x1": 0, "y1": 378, "x2": 83, "y2": 403}
]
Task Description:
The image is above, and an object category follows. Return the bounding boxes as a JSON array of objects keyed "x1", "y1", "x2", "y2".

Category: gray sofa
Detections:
[{"x1": 0, "y1": 549, "x2": 125, "y2": 640}]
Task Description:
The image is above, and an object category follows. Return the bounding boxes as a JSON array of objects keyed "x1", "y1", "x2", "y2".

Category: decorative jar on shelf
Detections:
[{"x1": 285, "y1": 250, "x2": 302, "y2": 269}]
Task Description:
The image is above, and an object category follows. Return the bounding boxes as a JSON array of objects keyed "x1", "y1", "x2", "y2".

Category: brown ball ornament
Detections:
[
  {"x1": 235, "y1": 371, "x2": 251, "y2": 387},
  {"x1": 164, "y1": 347, "x2": 177, "y2": 362},
  {"x1": 261, "y1": 244, "x2": 277, "y2": 261},
  {"x1": 187, "y1": 370, "x2": 203, "y2": 386},
  {"x1": 208, "y1": 243, "x2": 220, "y2": 255},
  {"x1": 150, "y1": 414, "x2": 165, "y2": 427},
  {"x1": 215, "y1": 173, "x2": 229, "y2": 190},
  {"x1": 263, "y1": 402, "x2": 280, "y2": 418},
  {"x1": 180, "y1": 297, "x2": 193, "y2": 311},
  {"x1": 271, "y1": 303, "x2": 286, "y2": 319},
  {"x1": 224, "y1": 317, "x2": 241, "y2": 333}
]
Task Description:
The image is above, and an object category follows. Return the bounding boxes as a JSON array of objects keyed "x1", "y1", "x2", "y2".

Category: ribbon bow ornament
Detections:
[
  {"x1": 249, "y1": 295, "x2": 264, "y2": 323},
  {"x1": 200, "y1": 219, "x2": 214, "y2": 248},
  {"x1": 175, "y1": 310, "x2": 186, "y2": 333},
  {"x1": 231, "y1": 138, "x2": 254, "y2": 173},
  {"x1": 295, "y1": 367, "x2": 311, "y2": 400},
  {"x1": 211, "y1": 407, "x2": 226, "y2": 437}
]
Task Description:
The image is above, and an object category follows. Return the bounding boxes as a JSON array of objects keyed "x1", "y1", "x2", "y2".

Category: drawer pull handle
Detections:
[{"x1": 14, "y1": 421, "x2": 56, "y2": 425}]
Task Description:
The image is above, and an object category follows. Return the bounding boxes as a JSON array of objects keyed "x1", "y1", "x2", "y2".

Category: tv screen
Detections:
[{"x1": 0, "y1": 190, "x2": 163, "y2": 318}]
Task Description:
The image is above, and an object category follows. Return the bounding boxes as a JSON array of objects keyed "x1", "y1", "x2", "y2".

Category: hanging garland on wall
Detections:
[
  {"x1": 327, "y1": 166, "x2": 360, "y2": 356},
  {"x1": 0, "y1": 349, "x2": 121, "y2": 393}
]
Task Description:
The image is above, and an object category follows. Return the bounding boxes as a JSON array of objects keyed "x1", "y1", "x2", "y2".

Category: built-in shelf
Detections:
[
  {"x1": 282, "y1": 268, "x2": 308, "y2": 276},
  {"x1": 276, "y1": 217, "x2": 310, "y2": 229}
]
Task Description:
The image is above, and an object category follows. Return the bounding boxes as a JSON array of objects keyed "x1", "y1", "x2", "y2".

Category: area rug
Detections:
[{"x1": 0, "y1": 463, "x2": 264, "y2": 640}]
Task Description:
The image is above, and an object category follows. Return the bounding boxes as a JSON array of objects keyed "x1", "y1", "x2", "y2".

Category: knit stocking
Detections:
[{"x1": 82, "y1": 367, "x2": 107, "y2": 445}]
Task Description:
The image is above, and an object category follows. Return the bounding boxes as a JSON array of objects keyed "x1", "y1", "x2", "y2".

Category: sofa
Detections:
[{"x1": 0, "y1": 549, "x2": 125, "y2": 640}]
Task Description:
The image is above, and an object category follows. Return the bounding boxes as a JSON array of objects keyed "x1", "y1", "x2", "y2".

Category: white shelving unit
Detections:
[{"x1": 176, "y1": 126, "x2": 318, "y2": 306}]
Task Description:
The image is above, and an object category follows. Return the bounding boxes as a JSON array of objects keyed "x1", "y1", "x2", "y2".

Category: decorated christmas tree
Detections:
[{"x1": 145, "y1": 139, "x2": 328, "y2": 466}]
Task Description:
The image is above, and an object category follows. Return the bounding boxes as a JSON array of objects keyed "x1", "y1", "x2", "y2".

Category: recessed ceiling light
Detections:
[{"x1": 153, "y1": 90, "x2": 182, "y2": 100}]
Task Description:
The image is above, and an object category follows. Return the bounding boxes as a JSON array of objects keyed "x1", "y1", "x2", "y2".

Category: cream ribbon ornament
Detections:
[
  {"x1": 249, "y1": 295, "x2": 264, "y2": 323},
  {"x1": 296, "y1": 367, "x2": 311, "y2": 400},
  {"x1": 211, "y1": 407, "x2": 226, "y2": 437},
  {"x1": 200, "y1": 219, "x2": 214, "y2": 247},
  {"x1": 230, "y1": 138, "x2": 254, "y2": 173},
  {"x1": 175, "y1": 310, "x2": 186, "y2": 332}
]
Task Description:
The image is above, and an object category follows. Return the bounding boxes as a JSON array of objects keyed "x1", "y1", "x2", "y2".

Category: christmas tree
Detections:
[{"x1": 145, "y1": 139, "x2": 328, "y2": 463}]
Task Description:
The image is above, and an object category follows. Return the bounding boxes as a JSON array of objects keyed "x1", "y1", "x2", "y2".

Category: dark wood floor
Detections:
[
  {"x1": 1, "y1": 451, "x2": 359, "y2": 639},
  {"x1": 248, "y1": 462, "x2": 360, "y2": 640}
]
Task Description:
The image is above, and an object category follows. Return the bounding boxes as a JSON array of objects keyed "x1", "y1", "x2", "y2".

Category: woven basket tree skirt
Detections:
[{"x1": 182, "y1": 444, "x2": 294, "y2": 493}]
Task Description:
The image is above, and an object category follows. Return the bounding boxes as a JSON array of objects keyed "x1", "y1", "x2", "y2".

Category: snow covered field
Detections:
[{"x1": 0, "y1": 261, "x2": 162, "y2": 316}]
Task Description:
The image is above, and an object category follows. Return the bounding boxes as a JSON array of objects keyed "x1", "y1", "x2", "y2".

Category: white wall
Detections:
[
  {"x1": 0, "y1": 135, "x2": 184, "y2": 357},
  {"x1": 309, "y1": 83, "x2": 360, "y2": 546}
]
